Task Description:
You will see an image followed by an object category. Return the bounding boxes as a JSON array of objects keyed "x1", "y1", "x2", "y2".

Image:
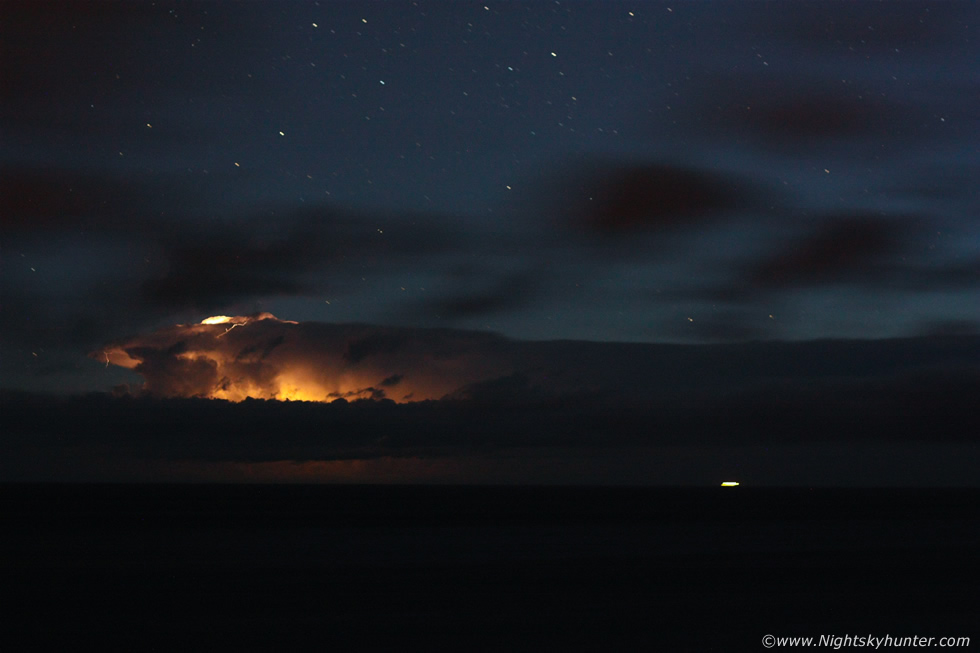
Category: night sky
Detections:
[{"x1": 2, "y1": 1, "x2": 978, "y2": 484}]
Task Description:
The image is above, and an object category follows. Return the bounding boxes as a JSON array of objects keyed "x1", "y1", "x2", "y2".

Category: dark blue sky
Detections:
[{"x1": 2, "y1": 1, "x2": 978, "y2": 394}]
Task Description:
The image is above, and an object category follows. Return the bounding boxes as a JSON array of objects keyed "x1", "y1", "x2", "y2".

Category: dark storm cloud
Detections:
[
  {"x1": 670, "y1": 3, "x2": 978, "y2": 154},
  {"x1": 1, "y1": 165, "x2": 460, "y2": 345},
  {"x1": 681, "y1": 71, "x2": 977, "y2": 158},
  {"x1": 693, "y1": 76, "x2": 898, "y2": 147},
  {"x1": 541, "y1": 158, "x2": 759, "y2": 235},
  {"x1": 423, "y1": 272, "x2": 536, "y2": 320},
  {"x1": 139, "y1": 244, "x2": 309, "y2": 308},
  {"x1": 3, "y1": 154, "x2": 971, "y2": 366},
  {"x1": 126, "y1": 342, "x2": 221, "y2": 398},
  {"x1": 379, "y1": 374, "x2": 404, "y2": 387},
  {"x1": 745, "y1": 214, "x2": 910, "y2": 289},
  {"x1": 138, "y1": 203, "x2": 459, "y2": 310},
  {"x1": 730, "y1": 214, "x2": 980, "y2": 296},
  {"x1": 763, "y1": 1, "x2": 972, "y2": 55},
  {"x1": 647, "y1": 212, "x2": 966, "y2": 315},
  {"x1": 0, "y1": 290, "x2": 116, "y2": 349},
  {"x1": 880, "y1": 258, "x2": 980, "y2": 293}
]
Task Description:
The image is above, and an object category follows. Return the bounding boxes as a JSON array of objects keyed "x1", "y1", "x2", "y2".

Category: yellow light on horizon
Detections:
[
  {"x1": 201, "y1": 316, "x2": 234, "y2": 324},
  {"x1": 720, "y1": 481, "x2": 740, "y2": 487}
]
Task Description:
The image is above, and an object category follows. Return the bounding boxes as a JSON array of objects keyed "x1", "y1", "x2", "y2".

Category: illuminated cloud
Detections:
[
  {"x1": 96, "y1": 314, "x2": 980, "y2": 416},
  {"x1": 97, "y1": 313, "x2": 517, "y2": 402}
]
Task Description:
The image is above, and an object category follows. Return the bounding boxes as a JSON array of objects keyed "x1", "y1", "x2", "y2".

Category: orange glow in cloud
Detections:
[
  {"x1": 200, "y1": 315, "x2": 236, "y2": 325},
  {"x1": 96, "y1": 314, "x2": 515, "y2": 403}
]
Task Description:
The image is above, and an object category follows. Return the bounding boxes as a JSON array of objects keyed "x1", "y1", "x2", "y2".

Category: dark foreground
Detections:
[{"x1": 3, "y1": 485, "x2": 978, "y2": 651}]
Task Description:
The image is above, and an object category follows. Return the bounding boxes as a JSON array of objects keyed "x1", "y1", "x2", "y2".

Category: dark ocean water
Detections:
[{"x1": 3, "y1": 485, "x2": 978, "y2": 651}]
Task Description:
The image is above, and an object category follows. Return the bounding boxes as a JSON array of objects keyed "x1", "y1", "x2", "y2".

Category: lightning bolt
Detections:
[
  {"x1": 104, "y1": 350, "x2": 110, "y2": 368},
  {"x1": 216, "y1": 322, "x2": 243, "y2": 338}
]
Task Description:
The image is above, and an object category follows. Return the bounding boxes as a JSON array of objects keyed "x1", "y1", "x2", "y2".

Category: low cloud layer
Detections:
[
  {"x1": 96, "y1": 314, "x2": 980, "y2": 406},
  {"x1": 0, "y1": 314, "x2": 972, "y2": 483},
  {"x1": 4, "y1": 345, "x2": 979, "y2": 483}
]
